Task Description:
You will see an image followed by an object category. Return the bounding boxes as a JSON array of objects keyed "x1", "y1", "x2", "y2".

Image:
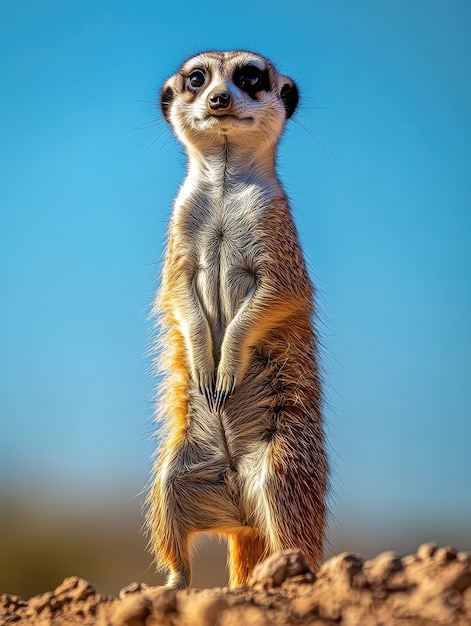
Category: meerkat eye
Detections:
[
  {"x1": 187, "y1": 69, "x2": 206, "y2": 91},
  {"x1": 233, "y1": 66, "x2": 268, "y2": 97},
  {"x1": 243, "y1": 68, "x2": 262, "y2": 88}
]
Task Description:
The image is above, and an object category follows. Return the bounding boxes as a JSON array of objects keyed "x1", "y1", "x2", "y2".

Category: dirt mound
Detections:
[{"x1": 2, "y1": 544, "x2": 471, "y2": 625}]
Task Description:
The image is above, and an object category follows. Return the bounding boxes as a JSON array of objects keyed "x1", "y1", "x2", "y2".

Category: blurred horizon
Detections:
[
  {"x1": 2, "y1": 486, "x2": 470, "y2": 598},
  {"x1": 1, "y1": 0, "x2": 470, "y2": 598}
]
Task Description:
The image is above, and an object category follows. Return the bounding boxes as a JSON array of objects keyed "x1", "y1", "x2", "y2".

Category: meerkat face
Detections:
[{"x1": 160, "y1": 51, "x2": 298, "y2": 152}]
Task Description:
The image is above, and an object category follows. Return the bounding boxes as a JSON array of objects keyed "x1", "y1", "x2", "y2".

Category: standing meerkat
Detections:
[{"x1": 148, "y1": 50, "x2": 327, "y2": 590}]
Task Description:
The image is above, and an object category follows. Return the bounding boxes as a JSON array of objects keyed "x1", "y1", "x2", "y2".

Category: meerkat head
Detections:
[{"x1": 160, "y1": 50, "x2": 298, "y2": 154}]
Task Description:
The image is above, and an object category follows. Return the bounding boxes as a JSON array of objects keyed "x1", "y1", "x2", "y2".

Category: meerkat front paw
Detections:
[
  {"x1": 214, "y1": 369, "x2": 237, "y2": 413},
  {"x1": 195, "y1": 366, "x2": 216, "y2": 410}
]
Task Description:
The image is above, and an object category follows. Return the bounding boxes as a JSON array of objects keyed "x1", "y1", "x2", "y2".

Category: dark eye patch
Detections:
[{"x1": 233, "y1": 65, "x2": 270, "y2": 100}]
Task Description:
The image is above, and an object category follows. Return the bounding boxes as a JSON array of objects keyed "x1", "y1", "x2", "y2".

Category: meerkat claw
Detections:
[
  {"x1": 197, "y1": 371, "x2": 215, "y2": 409},
  {"x1": 203, "y1": 386, "x2": 215, "y2": 411},
  {"x1": 213, "y1": 376, "x2": 236, "y2": 412},
  {"x1": 214, "y1": 389, "x2": 230, "y2": 413}
]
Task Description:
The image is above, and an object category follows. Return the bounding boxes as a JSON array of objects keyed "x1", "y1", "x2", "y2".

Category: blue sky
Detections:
[{"x1": 1, "y1": 0, "x2": 470, "y2": 549}]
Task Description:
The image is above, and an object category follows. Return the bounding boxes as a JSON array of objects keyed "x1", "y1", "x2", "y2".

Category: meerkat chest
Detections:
[
  {"x1": 178, "y1": 186, "x2": 267, "y2": 328},
  {"x1": 202, "y1": 195, "x2": 260, "y2": 263}
]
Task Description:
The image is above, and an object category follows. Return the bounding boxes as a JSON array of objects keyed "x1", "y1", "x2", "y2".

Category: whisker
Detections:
[
  {"x1": 295, "y1": 112, "x2": 326, "y2": 123},
  {"x1": 293, "y1": 118, "x2": 335, "y2": 157},
  {"x1": 133, "y1": 98, "x2": 159, "y2": 105},
  {"x1": 259, "y1": 118, "x2": 278, "y2": 157},
  {"x1": 188, "y1": 31, "x2": 200, "y2": 54},
  {"x1": 145, "y1": 127, "x2": 173, "y2": 154},
  {"x1": 126, "y1": 119, "x2": 163, "y2": 135},
  {"x1": 162, "y1": 138, "x2": 178, "y2": 157}
]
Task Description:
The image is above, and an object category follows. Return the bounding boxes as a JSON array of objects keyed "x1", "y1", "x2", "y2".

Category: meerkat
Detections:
[{"x1": 147, "y1": 50, "x2": 327, "y2": 590}]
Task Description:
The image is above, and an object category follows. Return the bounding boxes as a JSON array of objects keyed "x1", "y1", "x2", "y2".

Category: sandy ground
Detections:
[{"x1": 2, "y1": 544, "x2": 471, "y2": 625}]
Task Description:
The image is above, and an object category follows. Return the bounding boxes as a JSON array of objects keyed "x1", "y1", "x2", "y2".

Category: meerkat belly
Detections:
[{"x1": 194, "y1": 221, "x2": 260, "y2": 358}]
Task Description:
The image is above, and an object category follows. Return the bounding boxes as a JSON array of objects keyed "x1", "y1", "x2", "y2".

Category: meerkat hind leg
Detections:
[
  {"x1": 265, "y1": 442, "x2": 326, "y2": 569},
  {"x1": 227, "y1": 528, "x2": 267, "y2": 588},
  {"x1": 156, "y1": 464, "x2": 243, "y2": 589}
]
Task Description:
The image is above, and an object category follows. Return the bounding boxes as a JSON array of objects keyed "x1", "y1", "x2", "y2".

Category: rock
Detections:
[
  {"x1": 457, "y1": 551, "x2": 471, "y2": 565},
  {"x1": 119, "y1": 582, "x2": 149, "y2": 599},
  {"x1": 111, "y1": 595, "x2": 152, "y2": 626},
  {"x1": 317, "y1": 552, "x2": 365, "y2": 587},
  {"x1": 417, "y1": 542, "x2": 437, "y2": 560},
  {"x1": 434, "y1": 545, "x2": 458, "y2": 565},
  {"x1": 219, "y1": 605, "x2": 271, "y2": 626},
  {"x1": 54, "y1": 576, "x2": 96, "y2": 602},
  {"x1": 178, "y1": 591, "x2": 228, "y2": 626},
  {"x1": 146, "y1": 586, "x2": 178, "y2": 613},
  {"x1": 28, "y1": 592, "x2": 54, "y2": 614},
  {"x1": 364, "y1": 550, "x2": 403, "y2": 586},
  {"x1": 249, "y1": 550, "x2": 314, "y2": 587}
]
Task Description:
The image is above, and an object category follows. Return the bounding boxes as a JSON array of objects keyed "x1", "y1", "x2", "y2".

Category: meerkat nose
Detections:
[{"x1": 208, "y1": 91, "x2": 232, "y2": 111}]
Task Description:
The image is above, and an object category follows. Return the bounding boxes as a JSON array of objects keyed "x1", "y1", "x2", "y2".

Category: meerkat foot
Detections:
[{"x1": 165, "y1": 566, "x2": 191, "y2": 590}]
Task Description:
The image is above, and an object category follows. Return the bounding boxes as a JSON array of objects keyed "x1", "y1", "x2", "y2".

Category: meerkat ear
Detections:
[
  {"x1": 280, "y1": 78, "x2": 299, "y2": 119},
  {"x1": 160, "y1": 79, "x2": 175, "y2": 122}
]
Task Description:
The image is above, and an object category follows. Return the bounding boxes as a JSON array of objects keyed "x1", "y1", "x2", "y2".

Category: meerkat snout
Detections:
[{"x1": 208, "y1": 90, "x2": 232, "y2": 111}]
